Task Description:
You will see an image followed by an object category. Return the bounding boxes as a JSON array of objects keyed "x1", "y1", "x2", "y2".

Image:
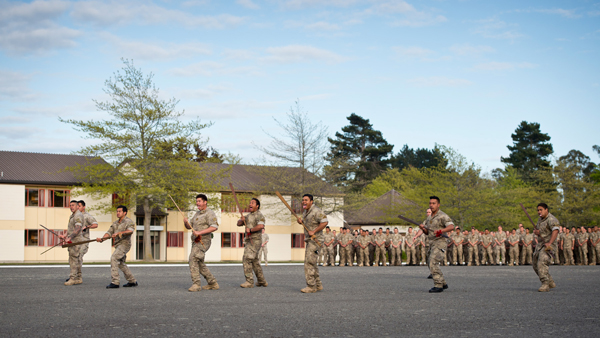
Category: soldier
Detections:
[
  {"x1": 418, "y1": 196, "x2": 454, "y2": 293},
  {"x1": 481, "y1": 229, "x2": 494, "y2": 265},
  {"x1": 587, "y1": 228, "x2": 596, "y2": 265},
  {"x1": 352, "y1": 230, "x2": 360, "y2": 266},
  {"x1": 64, "y1": 200, "x2": 99, "y2": 283},
  {"x1": 297, "y1": 194, "x2": 328, "y2": 293},
  {"x1": 578, "y1": 226, "x2": 589, "y2": 265},
  {"x1": 96, "y1": 205, "x2": 137, "y2": 289},
  {"x1": 495, "y1": 226, "x2": 507, "y2": 265},
  {"x1": 557, "y1": 227, "x2": 565, "y2": 265},
  {"x1": 467, "y1": 227, "x2": 480, "y2": 266},
  {"x1": 374, "y1": 228, "x2": 387, "y2": 266},
  {"x1": 332, "y1": 230, "x2": 339, "y2": 266},
  {"x1": 561, "y1": 227, "x2": 575, "y2": 265},
  {"x1": 368, "y1": 230, "x2": 376, "y2": 265},
  {"x1": 522, "y1": 228, "x2": 534, "y2": 265},
  {"x1": 357, "y1": 229, "x2": 371, "y2": 266},
  {"x1": 533, "y1": 203, "x2": 560, "y2": 292},
  {"x1": 405, "y1": 227, "x2": 417, "y2": 265},
  {"x1": 517, "y1": 225, "x2": 525, "y2": 265},
  {"x1": 339, "y1": 228, "x2": 352, "y2": 266},
  {"x1": 390, "y1": 228, "x2": 403, "y2": 266},
  {"x1": 237, "y1": 198, "x2": 267, "y2": 288},
  {"x1": 452, "y1": 227, "x2": 464, "y2": 266},
  {"x1": 507, "y1": 229, "x2": 520, "y2": 266},
  {"x1": 61, "y1": 200, "x2": 86, "y2": 286},
  {"x1": 183, "y1": 194, "x2": 219, "y2": 292},
  {"x1": 592, "y1": 227, "x2": 600, "y2": 265},
  {"x1": 323, "y1": 226, "x2": 335, "y2": 266},
  {"x1": 259, "y1": 228, "x2": 269, "y2": 266}
]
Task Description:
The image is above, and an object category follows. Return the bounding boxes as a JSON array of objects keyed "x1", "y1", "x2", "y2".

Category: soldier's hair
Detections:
[
  {"x1": 116, "y1": 205, "x2": 128, "y2": 213},
  {"x1": 537, "y1": 202, "x2": 549, "y2": 210},
  {"x1": 485, "y1": 228, "x2": 489, "y2": 231},
  {"x1": 303, "y1": 194, "x2": 314, "y2": 201},
  {"x1": 325, "y1": 226, "x2": 330, "y2": 229},
  {"x1": 77, "y1": 200, "x2": 86, "y2": 206},
  {"x1": 386, "y1": 227, "x2": 390, "y2": 230},
  {"x1": 379, "y1": 227, "x2": 383, "y2": 230},
  {"x1": 408, "y1": 226, "x2": 412, "y2": 229},
  {"x1": 196, "y1": 194, "x2": 208, "y2": 202},
  {"x1": 70, "y1": 200, "x2": 78, "y2": 204},
  {"x1": 429, "y1": 196, "x2": 440, "y2": 203},
  {"x1": 251, "y1": 198, "x2": 261, "y2": 209}
]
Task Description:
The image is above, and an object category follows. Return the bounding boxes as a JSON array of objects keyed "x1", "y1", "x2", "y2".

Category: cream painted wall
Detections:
[
  {"x1": 0, "y1": 230, "x2": 25, "y2": 261},
  {"x1": 259, "y1": 194, "x2": 291, "y2": 226},
  {"x1": 264, "y1": 233, "x2": 291, "y2": 261},
  {"x1": 0, "y1": 184, "x2": 25, "y2": 221},
  {"x1": 84, "y1": 230, "x2": 113, "y2": 262},
  {"x1": 72, "y1": 189, "x2": 113, "y2": 223}
]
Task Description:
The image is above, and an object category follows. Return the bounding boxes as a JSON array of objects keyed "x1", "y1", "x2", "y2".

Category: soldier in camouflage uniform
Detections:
[
  {"x1": 467, "y1": 227, "x2": 480, "y2": 266},
  {"x1": 339, "y1": 228, "x2": 351, "y2": 266},
  {"x1": 71, "y1": 200, "x2": 99, "y2": 282},
  {"x1": 419, "y1": 196, "x2": 454, "y2": 293},
  {"x1": 298, "y1": 194, "x2": 328, "y2": 293},
  {"x1": 237, "y1": 198, "x2": 268, "y2": 288},
  {"x1": 481, "y1": 230, "x2": 494, "y2": 265},
  {"x1": 452, "y1": 227, "x2": 464, "y2": 265},
  {"x1": 591, "y1": 227, "x2": 600, "y2": 265},
  {"x1": 577, "y1": 226, "x2": 589, "y2": 265},
  {"x1": 405, "y1": 227, "x2": 417, "y2": 265},
  {"x1": 323, "y1": 227, "x2": 335, "y2": 266},
  {"x1": 507, "y1": 229, "x2": 520, "y2": 266},
  {"x1": 352, "y1": 230, "x2": 360, "y2": 266},
  {"x1": 522, "y1": 228, "x2": 534, "y2": 265},
  {"x1": 561, "y1": 227, "x2": 575, "y2": 265},
  {"x1": 586, "y1": 228, "x2": 595, "y2": 265},
  {"x1": 385, "y1": 228, "x2": 392, "y2": 265},
  {"x1": 61, "y1": 200, "x2": 86, "y2": 286},
  {"x1": 357, "y1": 230, "x2": 371, "y2": 266},
  {"x1": 374, "y1": 228, "x2": 387, "y2": 266},
  {"x1": 495, "y1": 226, "x2": 507, "y2": 265},
  {"x1": 183, "y1": 194, "x2": 219, "y2": 292},
  {"x1": 332, "y1": 230, "x2": 339, "y2": 266},
  {"x1": 259, "y1": 228, "x2": 269, "y2": 266},
  {"x1": 390, "y1": 228, "x2": 403, "y2": 266},
  {"x1": 96, "y1": 205, "x2": 137, "y2": 288},
  {"x1": 533, "y1": 203, "x2": 560, "y2": 292}
]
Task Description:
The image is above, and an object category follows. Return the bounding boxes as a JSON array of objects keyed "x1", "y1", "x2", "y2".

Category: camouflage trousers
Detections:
[
  {"x1": 406, "y1": 246, "x2": 417, "y2": 265},
  {"x1": 374, "y1": 246, "x2": 387, "y2": 266},
  {"x1": 494, "y1": 246, "x2": 506, "y2": 264},
  {"x1": 522, "y1": 246, "x2": 533, "y2": 265},
  {"x1": 452, "y1": 245, "x2": 463, "y2": 265},
  {"x1": 258, "y1": 246, "x2": 268, "y2": 264},
  {"x1": 243, "y1": 239, "x2": 266, "y2": 283},
  {"x1": 428, "y1": 242, "x2": 447, "y2": 288},
  {"x1": 68, "y1": 243, "x2": 86, "y2": 280},
  {"x1": 111, "y1": 243, "x2": 136, "y2": 285},
  {"x1": 594, "y1": 244, "x2": 600, "y2": 264},
  {"x1": 390, "y1": 246, "x2": 402, "y2": 266},
  {"x1": 339, "y1": 246, "x2": 350, "y2": 266},
  {"x1": 354, "y1": 246, "x2": 362, "y2": 266},
  {"x1": 467, "y1": 246, "x2": 479, "y2": 265},
  {"x1": 317, "y1": 246, "x2": 325, "y2": 265},
  {"x1": 533, "y1": 247, "x2": 554, "y2": 285},
  {"x1": 509, "y1": 246, "x2": 519, "y2": 265},
  {"x1": 420, "y1": 246, "x2": 427, "y2": 265},
  {"x1": 563, "y1": 247, "x2": 574, "y2": 265},
  {"x1": 189, "y1": 241, "x2": 216, "y2": 286},
  {"x1": 578, "y1": 245, "x2": 588, "y2": 265},
  {"x1": 483, "y1": 247, "x2": 494, "y2": 265},
  {"x1": 324, "y1": 245, "x2": 335, "y2": 266},
  {"x1": 358, "y1": 247, "x2": 369, "y2": 266},
  {"x1": 304, "y1": 240, "x2": 322, "y2": 288}
]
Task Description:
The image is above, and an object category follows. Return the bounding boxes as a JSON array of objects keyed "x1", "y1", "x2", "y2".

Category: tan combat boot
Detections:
[
  {"x1": 64, "y1": 279, "x2": 78, "y2": 286},
  {"x1": 549, "y1": 281, "x2": 556, "y2": 289},
  {"x1": 202, "y1": 282, "x2": 219, "y2": 290},
  {"x1": 300, "y1": 286, "x2": 317, "y2": 293},
  {"x1": 256, "y1": 281, "x2": 268, "y2": 287},
  {"x1": 240, "y1": 281, "x2": 254, "y2": 288},
  {"x1": 74, "y1": 278, "x2": 83, "y2": 285},
  {"x1": 315, "y1": 283, "x2": 324, "y2": 291},
  {"x1": 188, "y1": 284, "x2": 202, "y2": 292},
  {"x1": 538, "y1": 284, "x2": 550, "y2": 292}
]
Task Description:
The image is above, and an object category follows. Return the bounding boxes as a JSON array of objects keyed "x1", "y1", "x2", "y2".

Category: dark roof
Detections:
[
  {"x1": 0, "y1": 151, "x2": 108, "y2": 186},
  {"x1": 345, "y1": 190, "x2": 419, "y2": 226}
]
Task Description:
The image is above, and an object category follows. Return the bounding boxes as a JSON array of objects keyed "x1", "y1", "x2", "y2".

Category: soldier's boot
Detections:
[
  {"x1": 202, "y1": 281, "x2": 220, "y2": 290},
  {"x1": 514, "y1": 263, "x2": 519, "y2": 266},
  {"x1": 64, "y1": 279, "x2": 79, "y2": 286},
  {"x1": 256, "y1": 280, "x2": 268, "y2": 287},
  {"x1": 300, "y1": 286, "x2": 317, "y2": 293},
  {"x1": 467, "y1": 263, "x2": 472, "y2": 266},
  {"x1": 315, "y1": 281, "x2": 324, "y2": 291},
  {"x1": 240, "y1": 281, "x2": 254, "y2": 288},
  {"x1": 538, "y1": 284, "x2": 550, "y2": 292},
  {"x1": 74, "y1": 278, "x2": 83, "y2": 285},
  {"x1": 549, "y1": 280, "x2": 556, "y2": 289},
  {"x1": 188, "y1": 284, "x2": 202, "y2": 292}
]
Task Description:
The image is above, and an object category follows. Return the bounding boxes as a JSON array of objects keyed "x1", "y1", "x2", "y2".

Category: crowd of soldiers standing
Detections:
[{"x1": 318, "y1": 224, "x2": 600, "y2": 267}]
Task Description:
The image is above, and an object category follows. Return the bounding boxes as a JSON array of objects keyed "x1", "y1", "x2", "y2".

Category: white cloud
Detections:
[
  {"x1": 222, "y1": 49, "x2": 256, "y2": 60},
  {"x1": 168, "y1": 61, "x2": 262, "y2": 77},
  {"x1": 262, "y1": 45, "x2": 346, "y2": 64},
  {"x1": 236, "y1": 0, "x2": 260, "y2": 10},
  {"x1": 178, "y1": 84, "x2": 231, "y2": 99},
  {"x1": 0, "y1": 70, "x2": 37, "y2": 101},
  {"x1": 449, "y1": 43, "x2": 495, "y2": 56},
  {"x1": 536, "y1": 8, "x2": 580, "y2": 19},
  {"x1": 365, "y1": 0, "x2": 447, "y2": 27},
  {"x1": 473, "y1": 62, "x2": 537, "y2": 71},
  {"x1": 280, "y1": 0, "x2": 359, "y2": 10},
  {"x1": 473, "y1": 18, "x2": 524, "y2": 40},
  {"x1": 0, "y1": 126, "x2": 44, "y2": 139},
  {"x1": 406, "y1": 76, "x2": 472, "y2": 87},
  {"x1": 393, "y1": 46, "x2": 434, "y2": 58},
  {"x1": 102, "y1": 34, "x2": 211, "y2": 61},
  {"x1": 71, "y1": 1, "x2": 246, "y2": 28}
]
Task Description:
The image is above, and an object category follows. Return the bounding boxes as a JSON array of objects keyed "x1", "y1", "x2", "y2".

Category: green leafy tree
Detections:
[
  {"x1": 325, "y1": 113, "x2": 393, "y2": 191},
  {"x1": 60, "y1": 59, "x2": 221, "y2": 261},
  {"x1": 390, "y1": 144, "x2": 446, "y2": 170},
  {"x1": 501, "y1": 121, "x2": 554, "y2": 183}
]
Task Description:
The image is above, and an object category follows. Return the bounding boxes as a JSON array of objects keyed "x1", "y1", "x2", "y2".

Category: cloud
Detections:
[
  {"x1": 0, "y1": 126, "x2": 44, "y2": 139},
  {"x1": 222, "y1": 49, "x2": 256, "y2": 60},
  {"x1": 0, "y1": 0, "x2": 82, "y2": 55},
  {"x1": 393, "y1": 46, "x2": 434, "y2": 58},
  {"x1": 262, "y1": 45, "x2": 346, "y2": 64},
  {"x1": 0, "y1": 70, "x2": 37, "y2": 101},
  {"x1": 178, "y1": 84, "x2": 231, "y2": 99},
  {"x1": 472, "y1": 18, "x2": 524, "y2": 40},
  {"x1": 236, "y1": 0, "x2": 260, "y2": 10},
  {"x1": 168, "y1": 61, "x2": 262, "y2": 77},
  {"x1": 365, "y1": 0, "x2": 447, "y2": 27},
  {"x1": 513, "y1": 8, "x2": 580, "y2": 19},
  {"x1": 406, "y1": 76, "x2": 472, "y2": 87},
  {"x1": 472, "y1": 62, "x2": 537, "y2": 71},
  {"x1": 102, "y1": 34, "x2": 211, "y2": 61},
  {"x1": 449, "y1": 43, "x2": 495, "y2": 56},
  {"x1": 280, "y1": 0, "x2": 359, "y2": 10},
  {"x1": 71, "y1": 1, "x2": 246, "y2": 28}
]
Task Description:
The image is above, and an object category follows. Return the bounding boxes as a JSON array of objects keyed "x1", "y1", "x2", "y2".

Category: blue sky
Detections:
[{"x1": 1, "y1": 0, "x2": 599, "y2": 173}]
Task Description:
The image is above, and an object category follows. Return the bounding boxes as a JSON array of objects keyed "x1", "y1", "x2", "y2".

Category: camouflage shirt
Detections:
[
  {"x1": 374, "y1": 234, "x2": 386, "y2": 247},
  {"x1": 524, "y1": 233, "x2": 534, "y2": 246},
  {"x1": 425, "y1": 210, "x2": 454, "y2": 243},
  {"x1": 243, "y1": 210, "x2": 265, "y2": 242},
  {"x1": 67, "y1": 210, "x2": 84, "y2": 241},
  {"x1": 535, "y1": 213, "x2": 560, "y2": 248},
  {"x1": 390, "y1": 233, "x2": 403, "y2": 247},
  {"x1": 105, "y1": 216, "x2": 135, "y2": 247},
  {"x1": 481, "y1": 234, "x2": 493, "y2": 246},
  {"x1": 579, "y1": 232, "x2": 589, "y2": 244},
  {"x1": 358, "y1": 235, "x2": 371, "y2": 248},
  {"x1": 496, "y1": 231, "x2": 507, "y2": 244},
  {"x1": 190, "y1": 208, "x2": 219, "y2": 246},
  {"x1": 261, "y1": 232, "x2": 269, "y2": 246},
  {"x1": 562, "y1": 233, "x2": 574, "y2": 248},
  {"x1": 405, "y1": 232, "x2": 416, "y2": 247},
  {"x1": 468, "y1": 233, "x2": 480, "y2": 246},
  {"x1": 301, "y1": 205, "x2": 327, "y2": 243},
  {"x1": 453, "y1": 233, "x2": 464, "y2": 246},
  {"x1": 323, "y1": 232, "x2": 335, "y2": 246},
  {"x1": 508, "y1": 234, "x2": 520, "y2": 246},
  {"x1": 82, "y1": 211, "x2": 98, "y2": 240}
]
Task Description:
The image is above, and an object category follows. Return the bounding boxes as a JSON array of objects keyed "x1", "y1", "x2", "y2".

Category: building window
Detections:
[
  {"x1": 167, "y1": 231, "x2": 184, "y2": 247},
  {"x1": 29, "y1": 229, "x2": 67, "y2": 246},
  {"x1": 48, "y1": 189, "x2": 69, "y2": 208},
  {"x1": 238, "y1": 232, "x2": 246, "y2": 248},
  {"x1": 292, "y1": 233, "x2": 305, "y2": 248},
  {"x1": 136, "y1": 216, "x2": 161, "y2": 226},
  {"x1": 221, "y1": 233, "x2": 232, "y2": 247},
  {"x1": 25, "y1": 230, "x2": 39, "y2": 246},
  {"x1": 25, "y1": 188, "x2": 45, "y2": 207}
]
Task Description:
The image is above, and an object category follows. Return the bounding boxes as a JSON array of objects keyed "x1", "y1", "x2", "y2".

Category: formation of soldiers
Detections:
[{"x1": 318, "y1": 223, "x2": 600, "y2": 267}]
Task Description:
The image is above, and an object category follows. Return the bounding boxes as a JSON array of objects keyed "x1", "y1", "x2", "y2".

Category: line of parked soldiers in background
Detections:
[{"x1": 319, "y1": 224, "x2": 600, "y2": 267}]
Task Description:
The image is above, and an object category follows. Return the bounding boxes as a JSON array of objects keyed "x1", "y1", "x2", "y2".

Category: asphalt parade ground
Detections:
[{"x1": 1, "y1": 264, "x2": 599, "y2": 337}]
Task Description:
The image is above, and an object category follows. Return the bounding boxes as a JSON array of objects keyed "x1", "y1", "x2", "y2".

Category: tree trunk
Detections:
[{"x1": 143, "y1": 197, "x2": 154, "y2": 261}]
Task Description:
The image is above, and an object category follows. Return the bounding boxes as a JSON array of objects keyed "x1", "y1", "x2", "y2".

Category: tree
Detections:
[
  {"x1": 390, "y1": 144, "x2": 446, "y2": 170},
  {"x1": 501, "y1": 121, "x2": 554, "y2": 182},
  {"x1": 325, "y1": 113, "x2": 393, "y2": 191},
  {"x1": 60, "y1": 59, "x2": 220, "y2": 261}
]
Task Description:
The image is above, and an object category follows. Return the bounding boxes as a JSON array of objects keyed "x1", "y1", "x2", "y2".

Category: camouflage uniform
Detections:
[
  {"x1": 508, "y1": 233, "x2": 520, "y2": 266},
  {"x1": 523, "y1": 233, "x2": 534, "y2": 265},
  {"x1": 259, "y1": 232, "x2": 269, "y2": 265},
  {"x1": 334, "y1": 233, "x2": 341, "y2": 266},
  {"x1": 425, "y1": 210, "x2": 454, "y2": 288},
  {"x1": 495, "y1": 231, "x2": 507, "y2": 264},
  {"x1": 420, "y1": 235, "x2": 429, "y2": 266},
  {"x1": 405, "y1": 232, "x2": 417, "y2": 265},
  {"x1": 481, "y1": 234, "x2": 494, "y2": 265},
  {"x1": 533, "y1": 213, "x2": 560, "y2": 288},
  {"x1": 188, "y1": 208, "x2": 218, "y2": 288},
  {"x1": 302, "y1": 204, "x2": 327, "y2": 289},
  {"x1": 352, "y1": 235, "x2": 359, "y2": 266},
  {"x1": 338, "y1": 232, "x2": 348, "y2": 266},
  {"x1": 390, "y1": 233, "x2": 403, "y2": 266},
  {"x1": 590, "y1": 231, "x2": 599, "y2": 265},
  {"x1": 467, "y1": 232, "x2": 480, "y2": 266},
  {"x1": 242, "y1": 211, "x2": 267, "y2": 285},
  {"x1": 323, "y1": 232, "x2": 335, "y2": 266},
  {"x1": 562, "y1": 232, "x2": 575, "y2": 265},
  {"x1": 75, "y1": 212, "x2": 98, "y2": 279},
  {"x1": 105, "y1": 217, "x2": 136, "y2": 285},
  {"x1": 66, "y1": 210, "x2": 85, "y2": 282},
  {"x1": 374, "y1": 233, "x2": 387, "y2": 266},
  {"x1": 578, "y1": 231, "x2": 589, "y2": 265},
  {"x1": 452, "y1": 232, "x2": 464, "y2": 265},
  {"x1": 358, "y1": 235, "x2": 371, "y2": 266}
]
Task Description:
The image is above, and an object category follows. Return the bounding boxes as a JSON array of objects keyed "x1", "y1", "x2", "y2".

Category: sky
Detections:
[{"x1": 1, "y1": 0, "x2": 599, "y2": 174}]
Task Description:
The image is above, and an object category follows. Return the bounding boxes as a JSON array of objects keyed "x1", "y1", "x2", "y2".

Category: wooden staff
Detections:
[
  {"x1": 168, "y1": 194, "x2": 205, "y2": 249},
  {"x1": 519, "y1": 203, "x2": 553, "y2": 254},
  {"x1": 229, "y1": 183, "x2": 251, "y2": 244},
  {"x1": 275, "y1": 191, "x2": 321, "y2": 247}
]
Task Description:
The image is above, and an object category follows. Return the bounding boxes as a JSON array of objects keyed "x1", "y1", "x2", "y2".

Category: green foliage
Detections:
[
  {"x1": 391, "y1": 144, "x2": 447, "y2": 170},
  {"x1": 501, "y1": 121, "x2": 554, "y2": 183}
]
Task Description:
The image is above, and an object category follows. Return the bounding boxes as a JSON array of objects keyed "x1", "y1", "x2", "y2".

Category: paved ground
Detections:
[{"x1": 1, "y1": 264, "x2": 599, "y2": 337}]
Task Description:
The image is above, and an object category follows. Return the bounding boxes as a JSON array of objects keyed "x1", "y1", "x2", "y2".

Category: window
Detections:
[
  {"x1": 25, "y1": 229, "x2": 39, "y2": 246},
  {"x1": 221, "y1": 233, "x2": 232, "y2": 247},
  {"x1": 238, "y1": 233, "x2": 246, "y2": 248},
  {"x1": 48, "y1": 189, "x2": 69, "y2": 208},
  {"x1": 46, "y1": 230, "x2": 67, "y2": 246},
  {"x1": 136, "y1": 216, "x2": 161, "y2": 226},
  {"x1": 292, "y1": 233, "x2": 305, "y2": 248},
  {"x1": 167, "y1": 231, "x2": 184, "y2": 247},
  {"x1": 25, "y1": 188, "x2": 45, "y2": 207},
  {"x1": 28, "y1": 229, "x2": 67, "y2": 246}
]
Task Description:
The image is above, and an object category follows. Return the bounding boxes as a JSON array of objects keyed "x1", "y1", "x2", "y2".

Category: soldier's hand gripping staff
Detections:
[
  {"x1": 275, "y1": 191, "x2": 322, "y2": 248},
  {"x1": 297, "y1": 194, "x2": 328, "y2": 293}
]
